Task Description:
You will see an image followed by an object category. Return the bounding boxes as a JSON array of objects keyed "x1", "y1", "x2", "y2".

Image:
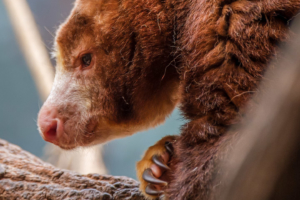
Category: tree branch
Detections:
[{"x1": 0, "y1": 139, "x2": 145, "y2": 199}]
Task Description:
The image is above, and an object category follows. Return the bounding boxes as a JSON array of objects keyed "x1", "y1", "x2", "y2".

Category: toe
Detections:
[
  {"x1": 151, "y1": 163, "x2": 163, "y2": 177},
  {"x1": 142, "y1": 168, "x2": 168, "y2": 186},
  {"x1": 152, "y1": 154, "x2": 170, "y2": 170},
  {"x1": 165, "y1": 141, "x2": 174, "y2": 156},
  {"x1": 145, "y1": 184, "x2": 164, "y2": 196},
  {"x1": 161, "y1": 151, "x2": 170, "y2": 163}
]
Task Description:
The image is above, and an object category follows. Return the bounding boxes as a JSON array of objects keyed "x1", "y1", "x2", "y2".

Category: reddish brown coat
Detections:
[
  {"x1": 38, "y1": 0, "x2": 300, "y2": 199},
  {"x1": 168, "y1": 0, "x2": 300, "y2": 199}
]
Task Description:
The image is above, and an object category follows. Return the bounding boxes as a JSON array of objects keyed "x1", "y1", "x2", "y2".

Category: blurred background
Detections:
[{"x1": 0, "y1": 0, "x2": 185, "y2": 179}]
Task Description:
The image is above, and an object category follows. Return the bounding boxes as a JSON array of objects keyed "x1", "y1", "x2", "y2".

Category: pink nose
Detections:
[{"x1": 37, "y1": 105, "x2": 64, "y2": 145}]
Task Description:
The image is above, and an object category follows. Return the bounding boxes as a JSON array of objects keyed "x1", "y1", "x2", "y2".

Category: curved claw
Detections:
[
  {"x1": 165, "y1": 141, "x2": 174, "y2": 156},
  {"x1": 143, "y1": 168, "x2": 168, "y2": 186},
  {"x1": 145, "y1": 184, "x2": 164, "y2": 196},
  {"x1": 152, "y1": 155, "x2": 170, "y2": 170}
]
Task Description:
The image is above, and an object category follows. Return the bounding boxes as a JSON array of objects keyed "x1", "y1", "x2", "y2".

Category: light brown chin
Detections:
[
  {"x1": 57, "y1": 144, "x2": 78, "y2": 150},
  {"x1": 58, "y1": 139, "x2": 97, "y2": 150},
  {"x1": 55, "y1": 135, "x2": 94, "y2": 150},
  {"x1": 57, "y1": 140, "x2": 94, "y2": 150}
]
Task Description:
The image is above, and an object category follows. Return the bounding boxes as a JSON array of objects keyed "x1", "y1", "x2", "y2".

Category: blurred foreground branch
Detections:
[
  {"x1": 3, "y1": 0, "x2": 54, "y2": 100},
  {"x1": 0, "y1": 139, "x2": 145, "y2": 199}
]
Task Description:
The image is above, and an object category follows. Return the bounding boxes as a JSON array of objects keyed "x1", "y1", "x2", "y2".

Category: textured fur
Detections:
[
  {"x1": 38, "y1": 0, "x2": 300, "y2": 199},
  {"x1": 167, "y1": 1, "x2": 300, "y2": 199}
]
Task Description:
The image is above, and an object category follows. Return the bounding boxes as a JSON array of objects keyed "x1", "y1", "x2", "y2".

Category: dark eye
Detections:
[{"x1": 81, "y1": 53, "x2": 92, "y2": 68}]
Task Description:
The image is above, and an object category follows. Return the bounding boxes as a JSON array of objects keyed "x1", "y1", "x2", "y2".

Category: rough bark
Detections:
[{"x1": 0, "y1": 139, "x2": 145, "y2": 200}]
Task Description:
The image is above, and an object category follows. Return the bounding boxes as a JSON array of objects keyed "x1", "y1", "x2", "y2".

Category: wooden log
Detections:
[{"x1": 0, "y1": 139, "x2": 145, "y2": 200}]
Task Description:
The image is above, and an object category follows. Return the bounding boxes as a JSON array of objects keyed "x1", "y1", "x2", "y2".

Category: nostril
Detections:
[
  {"x1": 43, "y1": 120, "x2": 59, "y2": 144},
  {"x1": 47, "y1": 120, "x2": 57, "y2": 136},
  {"x1": 47, "y1": 127, "x2": 57, "y2": 137},
  {"x1": 38, "y1": 104, "x2": 64, "y2": 146},
  {"x1": 47, "y1": 128, "x2": 56, "y2": 137}
]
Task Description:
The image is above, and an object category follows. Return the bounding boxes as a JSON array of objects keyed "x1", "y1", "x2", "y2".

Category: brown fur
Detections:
[
  {"x1": 167, "y1": 0, "x2": 300, "y2": 199},
  {"x1": 38, "y1": 0, "x2": 300, "y2": 199}
]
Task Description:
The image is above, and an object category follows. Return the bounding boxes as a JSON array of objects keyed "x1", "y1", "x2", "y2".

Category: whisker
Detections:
[{"x1": 44, "y1": 26, "x2": 55, "y2": 38}]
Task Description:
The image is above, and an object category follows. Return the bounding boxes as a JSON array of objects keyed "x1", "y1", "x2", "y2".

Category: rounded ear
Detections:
[
  {"x1": 74, "y1": 0, "x2": 120, "y2": 14},
  {"x1": 73, "y1": 0, "x2": 120, "y2": 27}
]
